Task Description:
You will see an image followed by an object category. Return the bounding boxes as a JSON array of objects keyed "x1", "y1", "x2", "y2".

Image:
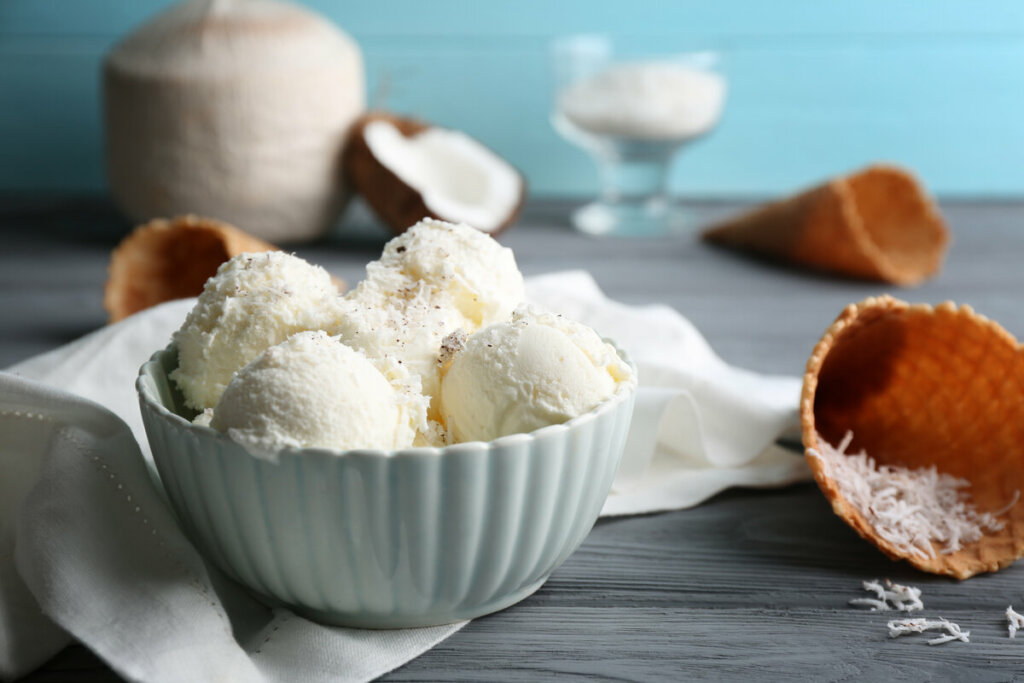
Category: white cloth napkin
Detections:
[
  {"x1": 524, "y1": 272, "x2": 808, "y2": 515},
  {"x1": 0, "y1": 270, "x2": 809, "y2": 682}
]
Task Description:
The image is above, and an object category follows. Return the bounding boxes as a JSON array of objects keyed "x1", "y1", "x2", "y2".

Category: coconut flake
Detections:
[
  {"x1": 808, "y1": 431, "x2": 1017, "y2": 559},
  {"x1": 437, "y1": 329, "x2": 468, "y2": 370},
  {"x1": 887, "y1": 617, "x2": 969, "y2": 645},
  {"x1": 849, "y1": 579, "x2": 923, "y2": 612},
  {"x1": 1007, "y1": 606, "x2": 1024, "y2": 639}
]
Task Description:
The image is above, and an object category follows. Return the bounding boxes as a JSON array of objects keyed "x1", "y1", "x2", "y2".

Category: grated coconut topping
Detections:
[
  {"x1": 849, "y1": 579, "x2": 923, "y2": 612},
  {"x1": 888, "y1": 617, "x2": 970, "y2": 645},
  {"x1": 1007, "y1": 606, "x2": 1024, "y2": 639},
  {"x1": 808, "y1": 431, "x2": 1018, "y2": 559}
]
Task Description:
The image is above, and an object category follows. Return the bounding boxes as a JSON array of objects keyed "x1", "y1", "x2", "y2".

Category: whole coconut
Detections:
[{"x1": 104, "y1": 0, "x2": 365, "y2": 243}]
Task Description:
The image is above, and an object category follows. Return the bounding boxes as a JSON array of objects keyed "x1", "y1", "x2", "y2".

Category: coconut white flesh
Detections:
[{"x1": 363, "y1": 120, "x2": 522, "y2": 233}]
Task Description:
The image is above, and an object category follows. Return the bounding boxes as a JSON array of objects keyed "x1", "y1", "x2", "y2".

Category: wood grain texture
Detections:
[
  {"x1": 3, "y1": 1, "x2": 1024, "y2": 196},
  {"x1": 4, "y1": 198, "x2": 1024, "y2": 681}
]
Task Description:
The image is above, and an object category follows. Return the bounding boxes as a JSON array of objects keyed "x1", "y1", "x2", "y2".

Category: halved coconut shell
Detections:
[
  {"x1": 105, "y1": 215, "x2": 278, "y2": 322},
  {"x1": 344, "y1": 111, "x2": 525, "y2": 236},
  {"x1": 801, "y1": 295, "x2": 1024, "y2": 578},
  {"x1": 703, "y1": 166, "x2": 950, "y2": 286}
]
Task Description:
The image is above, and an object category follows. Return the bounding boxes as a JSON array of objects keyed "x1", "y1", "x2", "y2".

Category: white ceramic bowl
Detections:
[{"x1": 137, "y1": 344, "x2": 635, "y2": 628}]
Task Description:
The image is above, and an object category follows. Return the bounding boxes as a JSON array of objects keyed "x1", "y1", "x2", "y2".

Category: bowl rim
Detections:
[{"x1": 137, "y1": 341, "x2": 637, "y2": 462}]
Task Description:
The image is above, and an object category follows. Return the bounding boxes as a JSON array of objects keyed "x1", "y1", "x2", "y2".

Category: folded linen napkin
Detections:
[{"x1": 0, "y1": 270, "x2": 809, "y2": 681}]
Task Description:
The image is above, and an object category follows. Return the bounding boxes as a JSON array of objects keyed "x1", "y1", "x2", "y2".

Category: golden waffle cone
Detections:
[
  {"x1": 801, "y1": 295, "x2": 1024, "y2": 579},
  {"x1": 104, "y1": 215, "x2": 279, "y2": 322},
  {"x1": 703, "y1": 165, "x2": 950, "y2": 286}
]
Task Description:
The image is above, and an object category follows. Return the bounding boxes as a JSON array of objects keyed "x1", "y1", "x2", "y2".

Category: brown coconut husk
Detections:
[{"x1": 343, "y1": 112, "x2": 524, "y2": 236}]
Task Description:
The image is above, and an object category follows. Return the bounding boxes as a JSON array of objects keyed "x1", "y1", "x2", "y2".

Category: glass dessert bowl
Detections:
[{"x1": 551, "y1": 35, "x2": 727, "y2": 237}]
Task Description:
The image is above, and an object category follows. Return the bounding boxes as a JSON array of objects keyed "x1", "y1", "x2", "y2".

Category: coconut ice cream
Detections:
[
  {"x1": 168, "y1": 217, "x2": 632, "y2": 455},
  {"x1": 171, "y1": 251, "x2": 340, "y2": 410},
  {"x1": 332, "y1": 218, "x2": 524, "y2": 413},
  {"x1": 210, "y1": 331, "x2": 427, "y2": 453},
  {"x1": 440, "y1": 304, "x2": 635, "y2": 443}
]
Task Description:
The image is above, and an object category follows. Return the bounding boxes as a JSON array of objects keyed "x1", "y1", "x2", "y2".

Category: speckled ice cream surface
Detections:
[
  {"x1": 440, "y1": 304, "x2": 635, "y2": 443},
  {"x1": 167, "y1": 221, "x2": 633, "y2": 454},
  {"x1": 331, "y1": 219, "x2": 524, "y2": 420},
  {"x1": 210, "y1": 331, "x2": 428, "y2": 455},
  {"x1": 170, "y1": 251, "x2": 340, "y2": 410}
]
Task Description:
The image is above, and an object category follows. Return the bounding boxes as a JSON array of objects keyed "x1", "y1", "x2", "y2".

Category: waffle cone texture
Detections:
[
  {"x1": 703, "y1": 166, "x2": 950, "y2": 286},
  {"x1": 105, "y1": 215, "x2": 303, "y2": 323},
  {"x1": 801, "y1": 296, "x2": 1024, "y2": 579}
]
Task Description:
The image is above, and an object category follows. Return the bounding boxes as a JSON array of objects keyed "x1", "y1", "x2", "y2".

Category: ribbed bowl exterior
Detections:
[{"x1": 137, "y1": 345, "x2": 635, "y2": 628}]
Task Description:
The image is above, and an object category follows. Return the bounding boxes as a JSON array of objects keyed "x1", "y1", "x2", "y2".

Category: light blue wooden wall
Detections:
[{"x1": 2, "y1": 1, "x2": 1024, "y2": 197}]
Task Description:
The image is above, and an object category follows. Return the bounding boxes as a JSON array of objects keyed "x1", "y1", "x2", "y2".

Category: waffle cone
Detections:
[
  {"x1": 104, "y1": 215, "x2": 279, "y2": 322},
  {"x1": 801, "y1": 296, "x2": 1024, "y2": 579},
  {"x1": 703, "y1": 166, "x2": 950, "y2": 286}
]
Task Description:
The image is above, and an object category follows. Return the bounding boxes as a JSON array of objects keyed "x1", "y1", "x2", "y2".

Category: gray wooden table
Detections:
[{"x1": 5, "y1": 198, "x2": 1024, "y2": 681}]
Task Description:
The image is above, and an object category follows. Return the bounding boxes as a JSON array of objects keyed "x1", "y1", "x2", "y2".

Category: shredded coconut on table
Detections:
[
  {"x1": 849, "y1": 579, "x2": 923, "y2": 612},
  {"x1": 808, "y1": 431, "x2": 1018, "y2": 559},
  {"x1": 1007, "y1": 606, "x2": 1024, "y2": 638},
  {"x1": 887, "y1": 617, "x2": 970, "y2": 645}
]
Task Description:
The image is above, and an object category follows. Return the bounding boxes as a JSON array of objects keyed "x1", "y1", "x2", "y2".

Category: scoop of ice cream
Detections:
[
  {"x1": 332, "y1": 218, "x2": 524, "y2": 416},
  {"x1": 331, "y1": 284, "x2": 466, "y2": 416},
  {"x1": 211, "y1": 331, "x2": 427, "y2": 453},
  {"x1": 440, "y1": 305, "x2": 634, "y2": 442},
  {"x1": 369, "y1": 218, "x2": 524, "y2": 327},
  {"x1": 170, "y1": 251, "x2": 339, "y2": 410}
]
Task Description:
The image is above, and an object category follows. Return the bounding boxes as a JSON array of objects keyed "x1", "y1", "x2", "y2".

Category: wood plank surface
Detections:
[
  {"x1": 4, "y1": 198, "x2": 1024, "y2": 681},
  {"x1": 4, "y1": 0, "x2": 1024, "y2": 196}
]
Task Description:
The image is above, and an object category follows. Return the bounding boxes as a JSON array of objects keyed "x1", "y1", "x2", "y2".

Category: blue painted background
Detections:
[{"x1": 2, "y1": 1, "x2": 1024, "y2": 197}]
